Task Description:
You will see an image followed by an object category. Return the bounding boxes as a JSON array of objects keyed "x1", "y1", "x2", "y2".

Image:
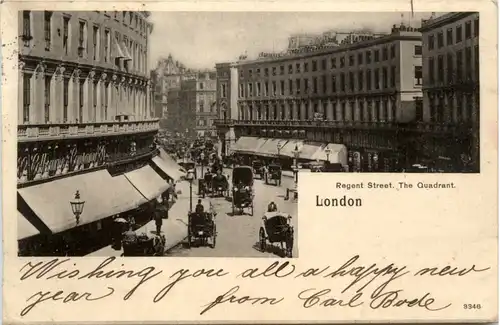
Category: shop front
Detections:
[{"x1": 17, "y1": 159, "x2": 173, "y2": 256}]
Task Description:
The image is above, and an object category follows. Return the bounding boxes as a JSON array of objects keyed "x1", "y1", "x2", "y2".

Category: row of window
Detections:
[
  {"x1": 103, "y1": 11, "x2": 149, "y2": 35},
  {"x1": 21, "y1": 72, "x2": 148, "y2": 124},
  {"x1": 238, "y1": 66, "x2": 417, "y2": 98},
  {"x1": 427, "y1": 18, "x2": 479, "y2": 51},
  {"x1": 241, "y1": 44, "x2": 421, "y2": 79},
  {"x1": 427, "y1": 45, "x2": 479, "y2": 84},
  {"x1": 428, "y1": 93, "x2": 475, "y2": 123},
  {"x1": 239, "y1": 99, "x2": 398, "y2": 123},
  {"x1": 197, "y1": 118, "x2": 215, "y2": 127},
  {"x1": 22, "y1": 11, "x2": 148, "y2": 75}
]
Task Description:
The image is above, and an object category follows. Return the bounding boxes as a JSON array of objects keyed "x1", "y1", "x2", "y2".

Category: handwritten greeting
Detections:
[{"x1": 18, "y1": 255, "x2": 490, "y2": 317}]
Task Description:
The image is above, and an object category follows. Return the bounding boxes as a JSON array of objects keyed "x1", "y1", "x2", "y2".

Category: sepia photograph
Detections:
[{"x1": 17, "y1": 10, "x2": 479, "y2": 257}]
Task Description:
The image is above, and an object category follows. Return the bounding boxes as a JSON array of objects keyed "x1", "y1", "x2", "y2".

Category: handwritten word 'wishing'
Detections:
[{"x1": 19, "y1": 257, "x2": 162, "y2": 302}]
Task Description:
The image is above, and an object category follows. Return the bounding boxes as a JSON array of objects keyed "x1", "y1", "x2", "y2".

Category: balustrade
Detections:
[
  {"x1": 215, "y1": 118, "x2": 474, "y2": 135},
  {"x1": 18, "y1": 119, "x2": 160, "y2": 142}
]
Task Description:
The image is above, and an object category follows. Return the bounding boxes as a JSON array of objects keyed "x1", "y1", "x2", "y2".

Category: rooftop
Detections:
[
  {"x1": 420, "y1": 12, "x2": 477, "y2": 31},
  {"x1": 232, "y1": 23, "x2": 421, "y2": 65}
]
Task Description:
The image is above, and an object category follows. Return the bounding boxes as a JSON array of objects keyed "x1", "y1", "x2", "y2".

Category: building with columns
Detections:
[
  {"x1": 215, "y1": 24, "x2": 424, "y2": 172},
  {"x1": 415, "y1": 12, "x2": 480, "y2": 172},
  {"x1": 17, "y1": 11, "x2": 185, "y2": 256}
]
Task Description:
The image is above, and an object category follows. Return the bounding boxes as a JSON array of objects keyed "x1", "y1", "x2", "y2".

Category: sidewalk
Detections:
[
  {"x1": 282, "y1": 170, "x2": 309, "y2": 178},
  {"x1": 87, "y1": 180, "x2": 198, "y2": 256}
]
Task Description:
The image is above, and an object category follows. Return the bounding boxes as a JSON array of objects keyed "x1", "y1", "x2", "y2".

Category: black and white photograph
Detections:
[{"x1": 17, "y1": 11, "x2": 479, "y2": 257}]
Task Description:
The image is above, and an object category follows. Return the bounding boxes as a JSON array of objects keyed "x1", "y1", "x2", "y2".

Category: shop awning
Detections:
[
  {"x1": 152, "y1": 149, "x2": 186, "y2": 182},
  {"x1": 113, "y1": 39, "x2": 126, "y2": 59},
  {"x1": 18, "y1": 211, "x2": 39, "y2": 240},
  {"x1": 280, "y1": 139, "x2": 304, "y2": 158},
  {"x1": 311, "y1": 143, "x2": 348, "y2": 166},
  {"x1": 18, "y1": 170, "x2": 146, "y2": 234},
  {"x1": 232, "y1": 136, "x2": 264, "y2": 155},
  {"x1": 124, "y1": 165, "x2": 170, "y2": 201},
  {"x1": 257, "y1": 138, "x2": 289, "y2": 157},
  {"x1": 298, "y1": 142, "x2": 323, "y2": 160}
]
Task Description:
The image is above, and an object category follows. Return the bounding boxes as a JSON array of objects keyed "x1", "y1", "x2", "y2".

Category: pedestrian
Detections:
[
  {"x1": 154, "y1": 204, "x2": 163, "y2": 235},
  {"x1": 195, "y1": 199, "x2": 205, "y2": 214}
]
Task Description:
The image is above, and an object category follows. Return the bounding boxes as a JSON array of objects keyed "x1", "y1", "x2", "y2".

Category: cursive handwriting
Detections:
[
  {"x1": 237, "y1": 261, "x2": 296, "y2": 278},
  {"x1": 370, "y1": 289, "x2": 451, "y2": 311},
  {"x1": 154, "y1": 268, "x2": 229, "y2": 303},
  {"x1": 414, "y1": 265, "x2": 491, "y2": 277},
  {"x1": 20, "y1": 257, "x2": 162, "y2": 301},
  {"x1": 200, "y1": 285, "x2": 284, "y2": 315},
  {"x1": 295, "y1": 255, "x2": 409, "y2": 297},
  {"x1": 298, "y1": 288, "x2": 364, "y2": 308},
  {"x1": 21, "y1": 287, "x2": 115, "y2": 316}
]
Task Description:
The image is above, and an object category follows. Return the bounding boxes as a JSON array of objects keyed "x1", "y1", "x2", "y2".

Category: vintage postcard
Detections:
[{"x1": 2, "y1": 0, "x2": 497, "y2": 323}]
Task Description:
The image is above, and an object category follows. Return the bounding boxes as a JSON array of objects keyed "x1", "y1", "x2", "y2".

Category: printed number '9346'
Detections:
[{"x1": 464, "y1": 304, "x2": 482, "y2": 309}]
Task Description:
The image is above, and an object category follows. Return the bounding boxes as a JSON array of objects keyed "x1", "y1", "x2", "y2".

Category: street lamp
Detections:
[
  {"x1": 292, "y1": 145, "x2": 300, "y2": 184},
  {"x1": 276, "y1": 141, "x2": 283, "y2": 163},
  {"x1": 324, "y1": 147, "x2": 332, "y2": 163},
  {"x1": 200, "y1": 152, "x2": 205, "y2": 178},
  {"x1": 185, "y1": 169, "x2": 195, "y2": 212},
  {"x1": 70, "y1": 190, "x2": 85, "y2": 225}
]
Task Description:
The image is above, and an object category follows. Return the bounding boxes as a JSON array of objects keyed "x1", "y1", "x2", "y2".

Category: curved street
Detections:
[{"x1": 167, "y1": 167, "x2": 298, "y2": 257}]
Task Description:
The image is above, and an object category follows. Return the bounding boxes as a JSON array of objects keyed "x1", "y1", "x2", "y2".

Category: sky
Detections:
[{"x1": 149, "y1": 12, "x2": 435, "y2": 70}]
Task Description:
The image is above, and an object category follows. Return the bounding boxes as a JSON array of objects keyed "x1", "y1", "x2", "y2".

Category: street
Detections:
[{"x1": 167, "y1": 166, "x2": 298, "y2": 257}]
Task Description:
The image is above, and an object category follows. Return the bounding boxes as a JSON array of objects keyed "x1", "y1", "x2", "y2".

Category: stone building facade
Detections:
[
  {"x1": 417, "y1": 12, "x2": 480, "y2": 172},
  {"x1": 17, "y1": 11, "x2": 184, "y2": 256},
  {"x1": 215, "y1": 24, "x2": 424, "y2": 172}
]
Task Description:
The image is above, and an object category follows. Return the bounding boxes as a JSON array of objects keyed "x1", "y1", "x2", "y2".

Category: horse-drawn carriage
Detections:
[
  {"x1": 187, "y1": 211, "x2": 217, "y2": 248},
  {"x1": 198, "y1": 172, "x2": 213, "y2": 198},
  {"x1": 199, "y1": 171, "x2": 228, "y2": 198},
  {"x1": 258, "y1": 212, "x2": 294, "y2": 258},
  {"x1": 122, "y1": 233, "x2": 166, "y2": 256},
  {"x1": 231, "y1": 166, "x2": 255, "y2": 215},
  {"x1": 178, "y1": 160, "x2": 197, "y2": 179},
  {"x1": 252, "y1": 161, "x2": 265, "y2": 179},
  {"x1": 265, "y1": 164, "x2": 282, "y2": 186},
  {"x1": 212, "y1": 173, "x2": 229, "y2": 197}
]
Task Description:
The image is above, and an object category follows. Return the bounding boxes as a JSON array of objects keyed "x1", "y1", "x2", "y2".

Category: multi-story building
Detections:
[
  {"x1": 215, "y1": 24, "x2": 423, "y2": 171},
  {"x1": 168, "y1": 70, "x2": 217, "y2": 138},
  {"x1": 17, "y1": 11, "x2": 184, "y2": 256},
  {"x1": 215, "y1": 62, "x2": 239, "y2": 156},
  {"x1": 415, "y1": 12, "x2": 480, "y2": 172},
  {"x1": 152, "y1": 54, "x2": 186, "y2": 129}
]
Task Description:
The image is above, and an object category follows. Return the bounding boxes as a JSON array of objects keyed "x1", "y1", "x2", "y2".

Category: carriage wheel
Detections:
[
  {"x1": 284, "y1": 188, "x2": 289, "y2": 201},
  {"x1": 187, "y1": 229, "x2": 192, "y2": 249},
  {"x1": 211, "y1": 224, "x2": 217, "y2": 248},
  {"x1": 286, "y1": 232, "x2": 294, "y2": 258},
  {"x1": 259, "y1": 228, "x2": 266, "y2": 252}
]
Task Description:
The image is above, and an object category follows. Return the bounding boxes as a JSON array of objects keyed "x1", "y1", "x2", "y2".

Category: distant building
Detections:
[
  {"x1": 151, "y1": 54, "x2": 185, "y2": 129},
  {"x1": 178, "y1": 70, "x2": 218, "y2": 138},
  {"x1": 416, "y1": 12, "x2": 480, "y2": 172},
  {"x1": 215, "y1": 62, "x2": 239, "y2": 155}
]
